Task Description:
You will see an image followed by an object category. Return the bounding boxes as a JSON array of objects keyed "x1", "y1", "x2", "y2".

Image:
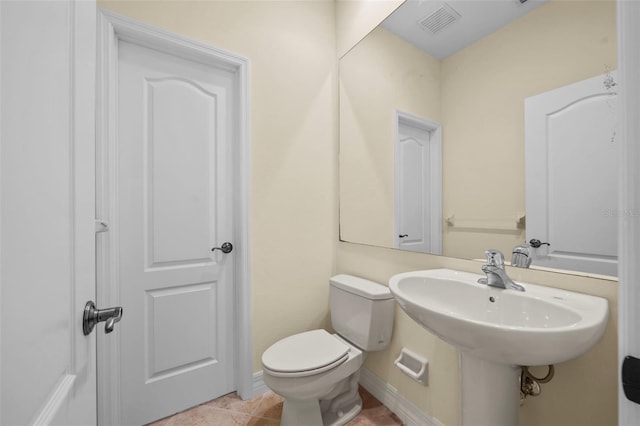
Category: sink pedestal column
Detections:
[{"x1": 460, "y1": 352, "x2": 521, "y2": 426}]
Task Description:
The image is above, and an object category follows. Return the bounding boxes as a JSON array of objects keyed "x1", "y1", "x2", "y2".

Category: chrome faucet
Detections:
[{"x1": 478, "y1": 249, "x2": 525, "y2": 292}]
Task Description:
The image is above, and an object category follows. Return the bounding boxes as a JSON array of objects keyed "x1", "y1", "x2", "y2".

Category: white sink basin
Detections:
[{"x1": 389, "y1": 269, "x2": 608, "y2": 366}]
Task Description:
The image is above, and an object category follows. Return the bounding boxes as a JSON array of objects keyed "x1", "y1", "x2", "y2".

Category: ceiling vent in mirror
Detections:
[{"x1": 417, "y1": 3, "x2": 461, "y2": 35}]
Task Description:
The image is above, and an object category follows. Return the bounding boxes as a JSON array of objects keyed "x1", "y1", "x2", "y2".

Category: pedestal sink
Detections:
[{"x1": 389, "y1": 269, "x2": 608, "y2": 426}]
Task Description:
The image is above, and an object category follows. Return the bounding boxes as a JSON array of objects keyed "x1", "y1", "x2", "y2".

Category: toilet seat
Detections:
[{"x1": 262, "y1": 329, "x2": 350, "y2": 378}]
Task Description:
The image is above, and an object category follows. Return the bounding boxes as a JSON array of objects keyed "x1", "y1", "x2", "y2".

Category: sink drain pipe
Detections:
[{"x1": 520, "y1": 365, "x2": 555, "y2": 405}]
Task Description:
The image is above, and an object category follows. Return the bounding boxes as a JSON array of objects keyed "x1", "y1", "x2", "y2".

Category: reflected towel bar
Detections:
[{"x1": 445, "y1": 214, "x2": 526, "y2": 231}]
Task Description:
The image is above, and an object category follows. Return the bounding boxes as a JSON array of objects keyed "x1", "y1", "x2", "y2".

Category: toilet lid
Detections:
[{"x1": 262, "y1": 329, "x2": 350, "y2": 377}]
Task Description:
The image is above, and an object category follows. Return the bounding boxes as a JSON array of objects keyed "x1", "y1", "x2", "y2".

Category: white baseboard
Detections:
[
  {"x1": 247, "y1": 370, "x2": 268, "y2": 400},
  {"x1": 359, "y1": 367, "x2": 443, "y2": 426}
]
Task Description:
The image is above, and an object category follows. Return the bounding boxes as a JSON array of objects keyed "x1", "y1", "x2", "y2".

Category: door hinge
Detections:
[{"x1": 95, "y1": 220, "x2": 109, "y2": 233}]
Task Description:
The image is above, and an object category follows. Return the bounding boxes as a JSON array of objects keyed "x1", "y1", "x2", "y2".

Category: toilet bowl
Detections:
[
  {"x1": 261, "y1": 275, "x2": 395, "y2": 426},
  {"x1": 263, "y1": 330, "x2": 364, "y2": 426}
]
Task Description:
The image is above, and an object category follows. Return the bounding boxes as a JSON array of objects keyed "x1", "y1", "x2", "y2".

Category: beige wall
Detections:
[
  {"x1": 442, "y1": 0, "x2": 617, "y2": 258},
  {"x1": 98, "y1": 0, "x2": 338, "y2": 372},
  {"x1": 336, "y1": 0, "x2": 403, "y2": 58},
  {"x1": 340, "y1": 26, "x2": 441, "y2": 247}
]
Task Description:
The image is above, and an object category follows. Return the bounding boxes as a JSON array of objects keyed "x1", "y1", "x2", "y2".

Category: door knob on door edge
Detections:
[
  {"x1": 212, "y1": 242, "x2": 233, "y2": 254},
  {"x1": 83, "y1": 301, "x2": 123, "y2": 335}
]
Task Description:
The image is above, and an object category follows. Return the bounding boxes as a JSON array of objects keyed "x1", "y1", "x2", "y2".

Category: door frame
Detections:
[
  {"x1": 618, "y1": 0, "x2": 640, "y2": 422},
  {"x1": 95, "y1": 10, "x2": 252, "y2": 424},
  {"x1": 393, "y1": 110, "x2": 442, "y2": 254}
]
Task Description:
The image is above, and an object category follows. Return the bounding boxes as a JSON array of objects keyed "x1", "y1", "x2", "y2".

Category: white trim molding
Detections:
[
  {"x1": 618, "y1": 0, "x2": 640, "y2": 423},
  {"x1": 359, "y1": 367, "x2": 443, "y2": 426},
  {"x1": 31, "y1": 375, "x2": 76, "y2": 426},
  {"x1": 251, "y1": 371, "x2": 269, "y2": 399},
  {"x1": 96, "y1": 9, "x2": 252, "y2": 423}
]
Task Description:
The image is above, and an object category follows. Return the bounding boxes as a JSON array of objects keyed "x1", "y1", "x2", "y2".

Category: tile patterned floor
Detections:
[{"x1": 148, "y1": 386, "x2": 403, "y2": 426}]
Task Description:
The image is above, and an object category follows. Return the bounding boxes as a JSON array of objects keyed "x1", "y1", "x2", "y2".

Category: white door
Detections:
[
  {"x1": 619, "y1": 1, "x2": 640, "y2": 422},
  {"x1": 394, "y1": 112, "x2": 442, "y2": 254},
  {"x1": 113, "y1": 37, "x2": 236, "y2": 425},
  {"x1": 525, "y1": 73, "x2": 617, "y2": 276},
  {"x1": 1, "y1": 1, "x2": 97, "y2": 425}
]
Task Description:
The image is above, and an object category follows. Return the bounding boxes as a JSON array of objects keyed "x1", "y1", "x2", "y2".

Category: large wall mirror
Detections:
[{"x1": 339, "y1": 0, "x2": 618, "y2": 277}]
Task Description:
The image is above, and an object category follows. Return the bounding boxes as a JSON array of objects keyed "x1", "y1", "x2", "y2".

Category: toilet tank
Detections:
[{"x1": 329, "y1": 274, "x2": 395, "y2": 351}]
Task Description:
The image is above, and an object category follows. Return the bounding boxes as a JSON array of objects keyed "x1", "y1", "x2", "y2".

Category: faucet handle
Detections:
[
  {"x1": 484, "y1": 249, "x2": 505, "y2": 267},
  {"x1": 511, "y1": 245, "x2": 532, "y2": 268}
]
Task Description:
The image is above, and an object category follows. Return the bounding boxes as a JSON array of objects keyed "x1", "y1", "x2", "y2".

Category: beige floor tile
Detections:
[
  {"x1": 359, "y1": 386, "x2": 383, "y2": 409},
  {"x1": 204, "y1": 392, "x2": 264, "y2": 415},
  {"x1": 361, "y1": 411, "x2": 403, "y2": 426},
  {"x1": 251, "y1": 391, "x2": 284, "y2": 420},
  {"x1": 169, "y1": 405, "x2": 252, "y2": 426},
  {"x1": 146, "y1": 415, "x2": 175, "y2": 426},
  {"x1": 153, "y1": 385, "x2": 403, "y2": 426},
  {"x1": 244, "y1": 415, "x2": 281, "y2": 426}
]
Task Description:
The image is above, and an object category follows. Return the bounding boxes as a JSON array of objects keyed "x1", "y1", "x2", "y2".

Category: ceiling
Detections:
[{"x1": 381, "y1": 0, "x2": 548, "y2": 59}]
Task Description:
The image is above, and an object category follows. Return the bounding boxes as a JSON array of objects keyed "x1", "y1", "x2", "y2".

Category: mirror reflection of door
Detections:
[
  {"x1": 525, "y1": 73, "x2": 618, "y2": 275},
  {"x1": 394, "y1": 111, "x2": 442, "y2": 254}
]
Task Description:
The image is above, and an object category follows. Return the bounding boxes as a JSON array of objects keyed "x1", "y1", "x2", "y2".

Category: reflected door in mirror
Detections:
[
  {"x1": 394, "y1": 112, "x2": 442, "y2": 254},
  {"x1": 525, "y1": 73, "x2": 618, "y2": 276}
]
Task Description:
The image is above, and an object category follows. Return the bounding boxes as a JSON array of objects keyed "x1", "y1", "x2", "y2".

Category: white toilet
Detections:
[{"x1": 261, "y1": 274, "x2": 395, "y2": 426}]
